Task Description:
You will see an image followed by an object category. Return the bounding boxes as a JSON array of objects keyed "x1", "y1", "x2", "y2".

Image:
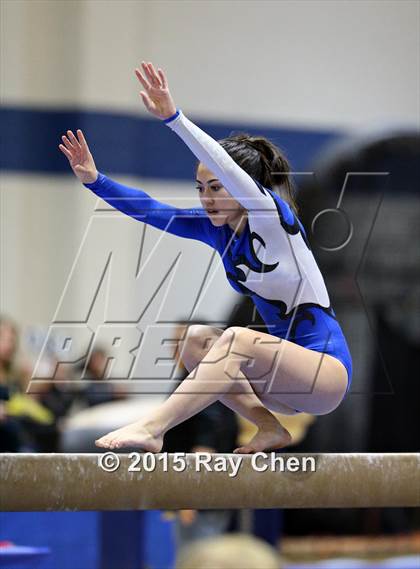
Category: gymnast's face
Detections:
[{"x1": 196, "y1": 163, "x2": 246, "y2": 230}]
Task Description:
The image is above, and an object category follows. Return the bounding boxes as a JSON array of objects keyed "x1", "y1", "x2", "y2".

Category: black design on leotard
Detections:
[{"x1": 252, "y1": 297, "x2": 337, "y2": 341}]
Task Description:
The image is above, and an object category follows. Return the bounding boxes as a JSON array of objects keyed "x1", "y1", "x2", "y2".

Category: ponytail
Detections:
[{"x1": 218, "y1": 133, "x2": 299, "y2": 216}]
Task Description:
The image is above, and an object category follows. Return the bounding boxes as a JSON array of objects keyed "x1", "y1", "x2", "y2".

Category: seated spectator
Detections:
[
  {"x1": 76, "y1": 347, "x2": 127, "y2": 408},
  {"x1": 0, "y1": 315, "x2": 54, "y2": 451}
]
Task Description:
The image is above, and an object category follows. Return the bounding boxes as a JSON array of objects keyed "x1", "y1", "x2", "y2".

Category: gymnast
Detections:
[{"x1": 59, "y1": 61, "x2": 352, "y2": 453}]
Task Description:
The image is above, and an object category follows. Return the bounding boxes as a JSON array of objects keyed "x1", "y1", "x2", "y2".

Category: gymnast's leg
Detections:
[
  {"x1": 178, "y1": 324, "x2": 293, "y2": 452},
  {"x1": 95, "y1": 325, "x2": 347, "y2": 451},
  {"x1": 95, "y1": 324, "x2": 291, "y2": 451}
]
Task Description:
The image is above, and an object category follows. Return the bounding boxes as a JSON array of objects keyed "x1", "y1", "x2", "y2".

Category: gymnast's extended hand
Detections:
[
  {"x1": 135, "y1": 61, "x2": 177, "y2": 120},
  {"x1": 58, "y1": 128, "x2": 98, "y2": 184}
]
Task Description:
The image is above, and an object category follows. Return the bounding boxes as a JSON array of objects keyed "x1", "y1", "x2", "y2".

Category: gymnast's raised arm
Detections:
[
  {"x1": 58, "y1": 125, "x2": 214, "y2": 246},
  {"x1": 136, "y1": 62, "x2": 276, "y2": 214}
]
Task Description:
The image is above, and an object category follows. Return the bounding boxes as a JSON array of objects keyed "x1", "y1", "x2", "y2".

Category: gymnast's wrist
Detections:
[
  {"x1": 162, "y1": 108, "x2": 181, "y2": 124},
  {"x1": 84, "y1": 171, "x2": 102, "y2": 188}
]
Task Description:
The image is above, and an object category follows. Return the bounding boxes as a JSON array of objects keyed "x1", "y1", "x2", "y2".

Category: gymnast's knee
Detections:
[
  {"x1": 219, "y1": 326, "x2": 247, "y2": 349},
  {"x1": 180, "y1": 324, "x2": 222, "y2": 368},
  {"x1": 184, "y1": 324, "x2": 222, "y2": 349}
]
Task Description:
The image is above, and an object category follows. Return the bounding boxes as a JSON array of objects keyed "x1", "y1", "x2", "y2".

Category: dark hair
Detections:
[{"x1": 217, "y1": 133, "x2": 299, "y2": 215}]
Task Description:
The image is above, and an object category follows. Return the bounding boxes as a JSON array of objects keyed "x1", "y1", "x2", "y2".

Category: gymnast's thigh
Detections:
[{"x1": 222, "y1": 326, "x2": 348, "y2": 415}]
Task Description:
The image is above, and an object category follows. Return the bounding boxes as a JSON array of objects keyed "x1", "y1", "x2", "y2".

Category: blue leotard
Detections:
[{"x1": 84, "y1": 110, "x2": 353, "y2": 392}]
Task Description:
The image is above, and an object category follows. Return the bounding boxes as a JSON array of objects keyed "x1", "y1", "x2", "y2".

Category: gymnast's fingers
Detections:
[
  {"x1": 67, "y1": 129, "x2": 82, "y2": 151},
  {"x1": 76, "y1": 129, "x2": 90, "y2": 153},
  {"x1": 61, "y1": 135, "x2": 75, "y2": 152},
  {"x1": 157, "y1": 68, "x2": 168, "y2": 89},
  {"x1": 144, "y1": 61, "x2": 161, "y2": 89},
  {"x1": 76, "y1": 129, "x2": 87, "y2": 145},
  {"x1": 147, "y1": 62, "x2": 162, "y2": 88},
  {"x1": 58, "y1": 144, "x2": 72, "y2": 161},
  {"x1": 135, "y1": 66, "x2": 150, "y2": 90},
  {"x1": 141, "y1": 61, "x2": 154, "y2": 88},
  {"x1": 140, "y1": 91, "x2": 156, "y2": 113}
]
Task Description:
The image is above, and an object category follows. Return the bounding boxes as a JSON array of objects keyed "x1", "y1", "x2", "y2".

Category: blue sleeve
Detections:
[{"x1": 84, "y1": 173, "x2": 215, "y2": 247}]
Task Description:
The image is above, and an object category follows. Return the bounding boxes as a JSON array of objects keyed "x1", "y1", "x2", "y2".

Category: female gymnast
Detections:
[{"x1": 59, "y1": 61, "x2": 352, "y2": 453}]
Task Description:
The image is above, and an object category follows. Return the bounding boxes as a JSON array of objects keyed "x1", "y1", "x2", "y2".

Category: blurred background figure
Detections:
[
  {"x1": 0, "y1": 315, "x2": 57, "y2": 452},
  {"x1": 0, "y1": 316, "x2": 25, "y2": 451},
  {"x1": 76, "y1": 346, "x2": 127, "y2": 408},
  {"x1": 175, "y1": 533, "x2": 281, "y2": 569}
]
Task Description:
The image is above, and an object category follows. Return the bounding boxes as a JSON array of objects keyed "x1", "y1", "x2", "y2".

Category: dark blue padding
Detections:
[{"x1": 0, "y1": 106, "x2": 340, "y2": 178}]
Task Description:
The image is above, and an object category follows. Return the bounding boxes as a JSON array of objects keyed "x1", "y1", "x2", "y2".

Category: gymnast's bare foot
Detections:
[
  {"x1": 95, "y1": 421, "x2": 164, "y2": 452},
  {"x1": 233, "y1": 422, "x2": 292, "y2": 454}
]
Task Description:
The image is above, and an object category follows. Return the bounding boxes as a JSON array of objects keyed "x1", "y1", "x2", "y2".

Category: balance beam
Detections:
[{"x1": 1, "y1": 453, "x2": 419, "y2": 511}]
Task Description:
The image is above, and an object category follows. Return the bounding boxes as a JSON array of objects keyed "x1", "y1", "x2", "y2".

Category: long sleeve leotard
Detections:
[{"x1": 84, "y1": 110, "x2": 353, "y2": 389}]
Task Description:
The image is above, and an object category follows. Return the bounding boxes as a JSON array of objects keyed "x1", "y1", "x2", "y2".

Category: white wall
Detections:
[{"x1": 2, "y1": 0, "x2": 418, "y2": 128}]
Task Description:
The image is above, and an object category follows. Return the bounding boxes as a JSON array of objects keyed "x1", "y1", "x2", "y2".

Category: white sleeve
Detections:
[{"x1": 164, "y1": 110, "x2": 276, "y2": 213}]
